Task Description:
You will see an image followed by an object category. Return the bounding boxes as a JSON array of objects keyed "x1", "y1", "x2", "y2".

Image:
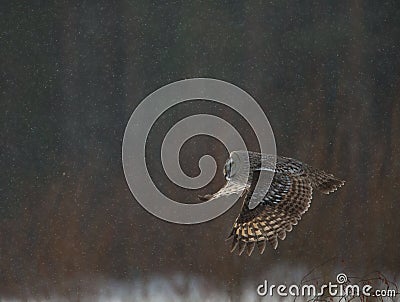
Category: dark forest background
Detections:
[{"x1": 1, "y1": 0, "x2": 400, "y2": 300}]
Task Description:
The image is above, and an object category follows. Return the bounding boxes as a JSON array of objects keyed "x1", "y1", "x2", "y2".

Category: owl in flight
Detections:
[{"x1": 199, "y1": 151, "x2": 344, "y2": 256}]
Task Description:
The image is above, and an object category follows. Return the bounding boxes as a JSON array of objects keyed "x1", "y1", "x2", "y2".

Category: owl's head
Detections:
[
  {"x1": 223, "y1": 152, "x2": 243, "y2": 180},
  {"x1": 223, "y1": 158, "x2": 233, "y2": 180}
]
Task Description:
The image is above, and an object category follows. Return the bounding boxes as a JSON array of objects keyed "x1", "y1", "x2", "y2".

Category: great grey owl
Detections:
[{"x1": 199, "y1": 151, "x2": 345, "y2": 256}]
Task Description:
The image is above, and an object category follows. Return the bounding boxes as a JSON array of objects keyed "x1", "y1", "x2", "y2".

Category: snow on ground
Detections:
[{"x1": 1, "y1": 265, "x2": 398, "y2": 301}]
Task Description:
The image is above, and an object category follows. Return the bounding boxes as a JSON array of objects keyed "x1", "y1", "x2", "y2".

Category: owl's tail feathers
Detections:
[{"x1": 309, "y1": 169, "x2": 345, "y2": 194}]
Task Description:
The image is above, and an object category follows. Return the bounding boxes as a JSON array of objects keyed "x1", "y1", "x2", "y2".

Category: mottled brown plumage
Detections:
[{"x1": 200, "y1": 151, "x2": 345, "y2": 255}]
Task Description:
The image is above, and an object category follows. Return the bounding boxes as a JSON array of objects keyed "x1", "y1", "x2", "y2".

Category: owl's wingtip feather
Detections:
[
  {"x1": 225, "y1": 229, "x2": 234, "y2": 241},
  {"x1": 246, "y1": 242, "x2": 256, "y2": 256},
  {"x1": 258, "y1": 241, "x2": 267, "y2": 254},
  {"x1": 238, "y1": 241, "x2": 246, "y2": 256},
  {"x1": 230, "y1": 239, "x2": 239, "y2": 253}
]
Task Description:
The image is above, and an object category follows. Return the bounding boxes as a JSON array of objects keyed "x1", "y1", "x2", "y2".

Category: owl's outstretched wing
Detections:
[{"x1": 228, "y1": 162, "x2": 344, "y2": 256}]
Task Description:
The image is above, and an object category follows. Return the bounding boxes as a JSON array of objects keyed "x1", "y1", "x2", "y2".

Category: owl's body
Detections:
[{"x1": 200, "y1": 151, "x2": 344, "y2": 256}]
